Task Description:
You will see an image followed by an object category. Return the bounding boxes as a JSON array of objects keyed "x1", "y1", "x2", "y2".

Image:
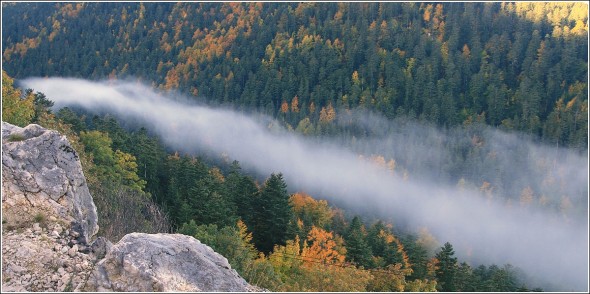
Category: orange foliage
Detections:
[
  {"x1": 301, "y1": 226, "x2": 345, "y2": 266},
  {"x1": 280, "y1": 100, "x2": 289, "y2": 114},
  {"x1": 291, "y1": 95, "x2": 300, "y2": 113},
  {"x1": 164, "y1": 68, "x2": 180, "y2": 90},
  {"x1": 309, "y1": 101, "x2": 316, "y2": 113}
]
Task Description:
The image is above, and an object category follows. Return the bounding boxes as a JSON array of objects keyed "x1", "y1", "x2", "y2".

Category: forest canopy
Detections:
[{"x1": 2, "y1": 2, "x2": 587, "y2": 148}]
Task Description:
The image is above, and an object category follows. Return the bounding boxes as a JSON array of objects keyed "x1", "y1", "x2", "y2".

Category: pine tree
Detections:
[
  {"x1": 435, "y1": 242, "x2": 459, "y2": 291},
  {"x1": 251, "y1": 173, "x2": 294, "y2": 253},
  {"x1": 344, "y1": 216, "x2": 372, "y2": 268}
]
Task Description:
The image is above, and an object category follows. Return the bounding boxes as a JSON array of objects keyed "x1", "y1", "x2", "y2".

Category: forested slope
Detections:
[
  {"x1": 2, "y1": 2, "x2": 588, "y2": 292},
  {"x1": 3, "y1": 69, "x2": 549, "y2": 292},
  {"x1": 2, "y1": 2, "x2": 588, "y2": 148}
]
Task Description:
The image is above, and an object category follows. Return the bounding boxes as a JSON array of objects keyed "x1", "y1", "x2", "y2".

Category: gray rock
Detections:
[
  {"x1": 68, "y1": 245, "x2": 78, "y2": 257},
  {"x1": 2, "y1": 122, "x2": 98, "y2": 244},
  {"x1": 84, "y1": 233, "x2": 256, "y2": 292},
  {"x1": 2, "y1": 122, "x2": 261, "y2": 292},
  {"x1": 89, "y1": 237, "x2": 112, "y2": 259}
]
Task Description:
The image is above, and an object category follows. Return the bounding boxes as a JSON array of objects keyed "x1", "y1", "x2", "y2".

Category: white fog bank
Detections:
[{"x1": 21, "y1": 77, "x2": 588, "y2": 291}]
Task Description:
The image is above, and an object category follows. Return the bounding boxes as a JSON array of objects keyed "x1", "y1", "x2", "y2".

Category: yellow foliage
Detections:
[
  {"x1": 269, "y1": 233, "x2": 372, "y2": 292},
  {"x1": 209, "y1": 167, "x2": 225, "y2": 183},
  {"x1": 2, "y1": 71, "x2": 34, "y2": 127},
  {"x1": 367, "y1": 263, "x2": 407, "y2": 291},
  {"x1": 114, "y1": 150, "x2": 147, "y2": 192},
  {"x1": 405, "y1": 278, "x2": 438, "y2": 292},
  {"x1": 289, "y1": 192, "x2": 333, "y2": 231},
  {"x1": 319, "y1": 102, "x2": 336, "y2": 123}
]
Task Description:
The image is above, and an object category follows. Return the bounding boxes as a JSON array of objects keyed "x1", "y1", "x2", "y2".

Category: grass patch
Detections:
[
  {"x1": 7, "y1": 133, "x2": 26, "y2": 142},
  {"x1": 33, "y1": 212, "x2": 46, "y2": 224}
]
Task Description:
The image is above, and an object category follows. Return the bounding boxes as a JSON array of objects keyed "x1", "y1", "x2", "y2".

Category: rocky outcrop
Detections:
[
  {"x1": 84, "y1": 233, "x2": 258, "y2": 292},
  {"x1": 1, "y1": 222, "x2": 96, "y2": 292},
  {"x1": 2, "y1": 121, "x2": 262, "y2": 292},
  {"x1": 2, "y1": 122, "x2": 98, "y2": 244}
]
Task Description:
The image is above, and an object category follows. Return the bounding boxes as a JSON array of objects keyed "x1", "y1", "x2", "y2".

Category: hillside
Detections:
[
  {"x1": 2, "y1": 2, "x2": 588, "y2": 148},
  {"x1": 2, "y1": 2, "x2": 588, "y2": 292}
]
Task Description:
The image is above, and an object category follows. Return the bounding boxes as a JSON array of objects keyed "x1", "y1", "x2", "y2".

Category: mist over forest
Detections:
[
  {"x1": 21, "y1": 77, "x2": 589, "y2": 291},
  {"x1": 3, "y1": 1, "x2": 588, "y2": 292}
]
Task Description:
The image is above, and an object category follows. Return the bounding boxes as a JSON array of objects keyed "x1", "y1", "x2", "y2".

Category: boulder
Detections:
[
  {"x1": 2, "y1": 122, "x2": 98, "y2": 244},
  {"x1": 84, "y1": 233, "x2": 257, "y2": 292}
]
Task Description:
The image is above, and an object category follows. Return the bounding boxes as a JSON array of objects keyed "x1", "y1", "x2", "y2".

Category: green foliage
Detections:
[
  {"x1": 2, "y1": 70, "x2": 34, "y2": 127},
  {"x1": 25, "y1": 88, "x2": 54, "y2": 123},
  {"x1": 251, "y1": 173, "x2": 295, "y2": 254},
  {"x1": 178, "y1": 220, "x2": 258, "y2": 276},
  {"x1": 435, "y1": 242, "x2": 459, "y2": 291},
  {"x1": 56, "y1": 108, "x2": 86, "y2": 133},
  {"x1": 344, "y1": 216, "x2": 373, "y2": 268},
  {"x1": 79, "y1": 130, "x2": 146, "y2": 192},
  {"x1": 33, "y1": 212, "x2": 45, "y2": 224}
]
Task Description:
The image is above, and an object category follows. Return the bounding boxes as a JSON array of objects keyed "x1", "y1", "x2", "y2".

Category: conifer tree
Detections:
[
  {"x1": 344, "y1": 216, "x2": 372, "y2": 268},
  {"x1": 251, "y1": 173, "x2": 294, "y2": 253},
  {"x1": 435, "y1": 241, "x2": 459, "y2": 291}
]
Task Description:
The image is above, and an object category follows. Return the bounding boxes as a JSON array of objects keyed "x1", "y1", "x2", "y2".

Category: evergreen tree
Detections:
[
  {"x1": 344, "y1": 216, "x2": 372, "y2": 268},
  {"x1": 435, "y1": 241, "x2": 459, "y2": 291},
  {"x1": 251, "y1": 173, "x2": 294, "y2": 253}
]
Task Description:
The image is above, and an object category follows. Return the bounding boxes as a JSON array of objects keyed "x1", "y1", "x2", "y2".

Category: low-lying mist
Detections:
[{"x1": 21, "y1": 77, "x2": 588, "y2": 291}]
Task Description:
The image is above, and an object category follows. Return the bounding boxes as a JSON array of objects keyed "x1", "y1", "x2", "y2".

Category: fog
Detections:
[{"x1": 21, "y1": 77, "x2": 588, "y2": 291}]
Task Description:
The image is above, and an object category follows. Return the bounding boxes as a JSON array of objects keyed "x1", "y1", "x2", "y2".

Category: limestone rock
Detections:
[
  {"x1": 89, "y1": 237, "x2": 113, "y2": 259},
  {"x1": 1, "y1": 222, "x2": 96, "y2": 292},
  {"x1": 84, "y1": 233, "x2": 257, "y2": 292},
  {"x1": 2, "y1": 122, "x2": 98, "y2": 244}
]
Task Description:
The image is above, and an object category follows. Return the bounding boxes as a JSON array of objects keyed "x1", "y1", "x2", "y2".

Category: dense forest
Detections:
[
  {"x1": 2, "y1": 2, "x2": 588, "y2": 148},
  {"x1": 2, "y1": 1, "x2": 588, "y2": 292}
]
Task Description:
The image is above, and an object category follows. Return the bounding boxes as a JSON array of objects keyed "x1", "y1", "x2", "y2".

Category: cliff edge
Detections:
[{"x1": 1, "y1": 122, "x2": 259, "y2": 292}]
